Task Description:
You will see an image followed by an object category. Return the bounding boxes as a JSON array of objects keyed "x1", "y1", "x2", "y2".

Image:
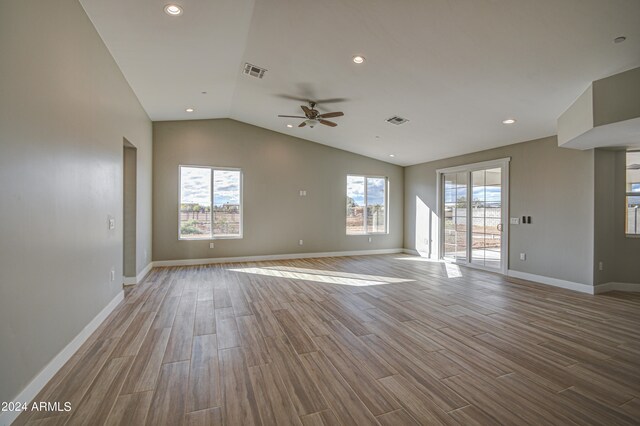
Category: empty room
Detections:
[{"x1": 2, "y1": 0, "x2": 640, "y2": 425}]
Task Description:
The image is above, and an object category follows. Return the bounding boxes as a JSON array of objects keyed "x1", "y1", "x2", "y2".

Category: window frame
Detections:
[
  {"x1": 178, "y1": 164, "x2": 243, "y2": 241},
  {"x1": 346, "y1": 174, "x2": 389, "y2": 236},
  {"x1": 626, "y1": 151, "x2": 640, "y2": 238}
]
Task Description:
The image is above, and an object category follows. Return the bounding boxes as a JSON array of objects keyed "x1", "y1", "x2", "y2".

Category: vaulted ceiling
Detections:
[{"x1": 80, "y1": 0, "x2": 640, "y2": 166}]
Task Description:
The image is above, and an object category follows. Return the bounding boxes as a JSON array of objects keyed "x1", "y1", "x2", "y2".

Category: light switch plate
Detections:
[{"x1": 510, "y1": 217, "x2": 520, "y2": 225}]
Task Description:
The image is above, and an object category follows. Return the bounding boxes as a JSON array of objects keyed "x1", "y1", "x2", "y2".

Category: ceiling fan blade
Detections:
[
  {"x1": 278, "y1": 115, "x2": 307, "y2": 118},
  {"x1": 315, "y1": 97, "x2": 349, "y2": 104},
  {"x1": 274, "y1": 94, "x2": 312, "y2": 103},
  {"x1": 301, "y1": 105, "x2": 312, "y2": 117},
  {"x1": 319, "y1": 119, "x2": 337, "y2": 127},
  {"x1": 317, "y1": 111, "x2": 344, "y2": 119},
  {"x1": 298, "y1": 122, "x2": 307, "y2": 128}
]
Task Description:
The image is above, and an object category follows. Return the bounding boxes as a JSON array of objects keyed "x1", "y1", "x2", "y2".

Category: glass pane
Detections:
[
  {"x1": 180, "y1": 166, "x2": 211, "y2": 239},
  {"x1": 347, "y1": 176, "x2": 365, "y2": 234},
  {"x1": 471, "y1": 168, "x2": 501, "y2": 268},
  {"x1": 366, "y1": 177, "x2": 386, "y2": 233},
  {"x1": 627, "y1": 196, "x2": 640, "y2": 235},
  {"x1": 627, "y1": 152, "x2": 640, "y2": 193},
  {"x1": 443, "y1": 173, "x2": 468, "y2": 262},
  {"x1": 212, "y1": 170, "x2": 241, "y2": 236}
]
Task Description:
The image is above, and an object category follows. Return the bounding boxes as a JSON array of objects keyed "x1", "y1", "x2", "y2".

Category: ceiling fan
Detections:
[{"x1": 278, "y1": 101, "x2": 344, "y2": 128}]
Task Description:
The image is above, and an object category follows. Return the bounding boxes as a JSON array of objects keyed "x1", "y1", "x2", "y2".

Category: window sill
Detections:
[{"x1": 625, "y1": 234, "x2": 640, "y2": 239}]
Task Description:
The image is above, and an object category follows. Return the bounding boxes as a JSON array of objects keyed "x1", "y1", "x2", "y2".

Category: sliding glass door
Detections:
[{"x1": 439, "y1": 159, "x2": 509, "y2": 273}]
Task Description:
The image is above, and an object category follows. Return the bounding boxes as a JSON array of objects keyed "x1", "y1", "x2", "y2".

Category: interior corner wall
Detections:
[
  {"x1": 152, "y1": 119, "x2": 404, "y2": 261},
  {"x1": 404, "y1": 136, "x2": 595, "y2": 286},
  {"x1": 0, "y1": 0, "x2": 152, "y2": 404},
  {"x1": 593, "y1": 149, "x2": 617, "y2": 285}
]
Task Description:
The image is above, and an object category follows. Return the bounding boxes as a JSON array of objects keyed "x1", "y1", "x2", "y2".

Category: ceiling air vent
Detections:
[
  {"x1": 386, "y1": 116, "x2": 409, "y2": 125},
  {"x1": 243, "y1": 63, "x2": 267, "y2": 79}
]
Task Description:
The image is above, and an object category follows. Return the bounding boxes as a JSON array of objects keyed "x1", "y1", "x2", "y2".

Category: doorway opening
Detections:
[{"x1": 123, "y1": 139, "x2": 137, "y2": 282}]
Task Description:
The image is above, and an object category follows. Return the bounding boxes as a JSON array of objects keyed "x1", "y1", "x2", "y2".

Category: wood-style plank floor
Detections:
[{"x1": 14, "y1": 254, "x2": 640, "y2": 425}]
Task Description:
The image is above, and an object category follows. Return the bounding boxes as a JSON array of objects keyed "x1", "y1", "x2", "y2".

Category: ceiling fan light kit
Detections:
[{"x1": 278, "y1": 101, "x2": 344, "y2": 129}]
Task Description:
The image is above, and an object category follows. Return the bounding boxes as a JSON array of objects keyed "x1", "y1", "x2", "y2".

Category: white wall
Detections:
[{"x1": 0, "y1": 0, "x2": 152, "y2": 404}]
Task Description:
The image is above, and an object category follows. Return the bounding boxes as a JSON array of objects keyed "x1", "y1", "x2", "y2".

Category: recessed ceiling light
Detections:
[
  {"x1": 614, "y1": 36, "x2": 626, "y2": 44},
  {"x1": 352, "y1": 55, "x2": 365, "y2": 64},
  {"x1": 286, "y1": 124, "x2": 293, "y2": 128},
  {"x1": 502, "y1": 118, "x2": 516, "y2": 124},
  {"x1": 164, "y1": 4, "x2": 183, "y2": 16},
  {"x1": 185, "y1": 108, "x2": 194, "y2": 112},
  {"x1": 389, "y1": 154, "x2": 395, "y2": 157}
]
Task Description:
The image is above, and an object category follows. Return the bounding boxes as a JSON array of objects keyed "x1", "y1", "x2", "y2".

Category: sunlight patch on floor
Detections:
[
  {"x1": 394, "y1": 256, "x2": 441, "y2": 263},
  {"x1": 444, "y1": 262, "x2": 463, "y2": 278},
  {"x1": 228, "y1": 267, "x2": 414, "y2": 286}
]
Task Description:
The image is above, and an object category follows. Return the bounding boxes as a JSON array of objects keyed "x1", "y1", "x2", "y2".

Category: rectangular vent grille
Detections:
[
  {"x1": 243, "y1": 63, "x2": 267, "y2": 79},
  {"x1": 386, "y1": 116, "x2": 409, "y2": 125}
]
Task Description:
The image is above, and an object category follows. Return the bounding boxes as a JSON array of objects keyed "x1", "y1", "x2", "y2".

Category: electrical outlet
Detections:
[
  {"x1": 299, "y1": 190, "x2": 307, "y2": 196},
  {"x1": 519, "y1": 253, "x2": 526, "y2": 261},
  {"x1": 108, "y1": 215, "x2": 115, "y2": 230},
  {"x1": 368, "y1": 237, "x2": 372, "y2": 243},
  {"x1": 299, "y1": 239, "x2": 304, "y2": 246},
  {"x1": 209, "y1": 242, "x2": 215, "y2": 249},
  {"x1": 599, "y1": 261, "x2": 604, "y2": 271},
  {"x1": 424, "y1": 238, "x2": 429, "y2": 245},
  {"x1": 144, "y1": 249, "x2": 147, "y2": 262},
  {"x1": 110, "y1": 268, "x2": 115, "y2": 281}
]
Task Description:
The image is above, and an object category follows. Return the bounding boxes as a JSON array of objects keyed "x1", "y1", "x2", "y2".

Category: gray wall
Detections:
[
  {"x1": 153, "y1": 119, "x2": 403, "y2": 261},
  {"x1": 594, "y1": 149, "x2": 640, "y2": 285},
  {"x1": 593, "y1": 150, "x2": 616, "y2": 285},
  {"x1": 404, "y1": 136, "x2": 595, "y2": 285},
  {"x1": 0, "y1": 0, "x2": 152, "y2": 404}
]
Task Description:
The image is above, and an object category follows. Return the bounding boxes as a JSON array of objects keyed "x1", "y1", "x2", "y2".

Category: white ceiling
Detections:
[{"x1": 80, "y1": 0, "x2": 640, "y2": 166}]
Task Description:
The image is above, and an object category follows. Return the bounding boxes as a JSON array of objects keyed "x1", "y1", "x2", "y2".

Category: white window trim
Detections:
[
  {"x1": 346, "y1": 174, "x2": 389, "y2": 235},
  {"x1": 178, "y1": 164, "x2": 243, "y2": 240}
]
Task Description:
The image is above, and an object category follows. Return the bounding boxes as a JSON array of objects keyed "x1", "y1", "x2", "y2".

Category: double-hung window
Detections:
[
  {"x1": 179, "y1": 166, "x2": 242, "y2": 239},
  {"x1": 346, "y1": 175, "x2": 388, "y2": 235},
  {"x1": 626, "y1": 151, "x2": 640, "y2": 236}
]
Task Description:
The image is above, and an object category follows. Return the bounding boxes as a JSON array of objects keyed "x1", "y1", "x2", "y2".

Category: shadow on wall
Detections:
[{"x1": 415, "y1": 195, "x2": 439, "y2": 258}]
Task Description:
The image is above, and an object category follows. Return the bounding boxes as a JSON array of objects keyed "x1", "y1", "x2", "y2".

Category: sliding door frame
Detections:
[{"x1": 436, "y1": 157, "x2": 510, "y2": 275}]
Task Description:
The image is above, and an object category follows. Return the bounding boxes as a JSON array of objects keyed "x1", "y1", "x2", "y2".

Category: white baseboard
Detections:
[
  {"x1": 152, "y1": 248, "x2": 404, "y2": 267},
  {"x1": 507, "y1": 269, "x2": 595, "y2": 294},
  {"x1": 0, "y1": 291, "x2": 124, "y2": 426},
  {"x1": 123, "y1": 261, "x2": 153, "y2": 286},
  {"x1": 594, "y1": 281, "x2": 640, "y2": 294}
]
